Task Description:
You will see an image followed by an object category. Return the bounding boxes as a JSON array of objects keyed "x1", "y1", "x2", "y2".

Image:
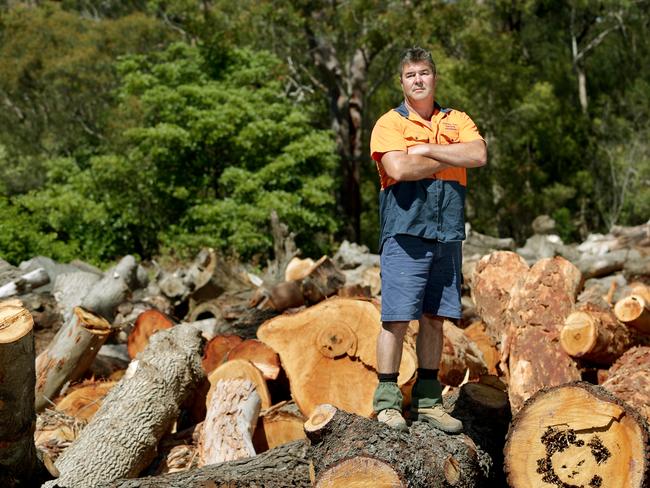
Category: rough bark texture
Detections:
[
  {"x1": 43, "y1": 324, "x2": 205, "y2": 488},
  {"x1": 35, "y1": 307, "x2": 111, "y2": 412},
  {"x1": 197, "y1": 378, "x2": 261, "y2": 465},
  {"x1": 52, "y1": 270, "x2": 102, "y2": 323},
  {"x1": 504, "y1": 382, "x2": 650, "y2": 488},
  {"x1": 602, "y1": 346, "x2": 650, "y2": 420},
  {"x1": 470, "y1": 251, "x2": 529, "y2": 347},
  {"x1": 306, "y1": 405, "x2": 490, "y2": 487},
  {"x1": 505, "y1": 257, "x2": 583, "y2": 412},
  {"x1": 97, "y1": 440, "x2": 311, "y2": 488},
  {"x1": 0, "y1": 305, "x2": 48, "y2": 487},
  {"x1": 560, "y1": 302, "x2": 636, "y2": 364}
]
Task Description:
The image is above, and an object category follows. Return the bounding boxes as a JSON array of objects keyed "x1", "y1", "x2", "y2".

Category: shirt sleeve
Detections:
[
  {"x1": 456, "y1": 111, "x2": 485, "y2": 143},
  {"x1": 370, "y1": 113, "x2": 407, "y2": 163}
]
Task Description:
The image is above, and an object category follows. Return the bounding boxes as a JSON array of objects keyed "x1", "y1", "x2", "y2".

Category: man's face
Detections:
[{"x1": 400, "y1": 61, "x2": 436, "y2": 103}]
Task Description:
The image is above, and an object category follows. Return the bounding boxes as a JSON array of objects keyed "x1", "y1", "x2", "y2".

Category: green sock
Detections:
[
  {"x1": 373, "y1": 382, "x2": 403, "y2": 413},
  {"x1": 411, "y1": 378, "x2": 442, "y2": 409}
]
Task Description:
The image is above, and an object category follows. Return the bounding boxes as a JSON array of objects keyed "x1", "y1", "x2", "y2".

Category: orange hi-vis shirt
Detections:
[{"x1": 370, "y1": 101, "x2": 485, "y2": 189}]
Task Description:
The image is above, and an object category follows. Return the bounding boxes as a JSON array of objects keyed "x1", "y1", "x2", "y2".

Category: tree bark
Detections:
[
  {"x1": 299, "y1": 255, "x2": 346, "y2": 304},
  {"x1": 504, "y1": 382, "x2": 649, "y2": 488},
  {"x1": 505, "y1": 257, "x2": 583, "y2": 412},
  {"x1": 52, "y1": 270, "x2": 102, "y2": 323},
  {"x1": 439, "y1": 320, "x2": 488, "y2": 386},
  {"x1": 0, "y1": 267, "x2": 49, "y2": 298},
  {"x1": 35, "y1": 306, "x2": 112, "y2": 412},
  {"x1": 305, "y1": 404, "x2": 491, "y2": 487},
  {"x1": 601, "y1": 346, "x2": 650, "y2": 421},
  {"x1": 81, "y1": 255, "x2": 137, "y2": 322},
  {"x1": 43, "y1": 324, "x2": 205, "y2": 488},
  {"x1": 95, "y1": 440, "x2": 311, "y2": 488},
  {"x1": 0, "y1": 304, "x2": 48, "y2": 487},
  {"x1": 198, "y1": 378, "x2": 261, "y2": 465},
  {"x1": 253, "y1": 401, "x2": 306, "y2": 453},
  {"x1": 470, "y1": 251, "x2": 529, "y2": 348}
]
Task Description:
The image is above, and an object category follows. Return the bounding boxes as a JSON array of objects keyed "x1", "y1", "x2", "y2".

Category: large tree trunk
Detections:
[
  {"x1": 96, "y1": 440, "x2": 311, "y2": 488},
  {"x1": 504, "y1": 382, "x2": 649, "y2": 488},
  {"x1": 35, "y1": 307, "x2": 112, "y2": 411},
  {"x1": 43, "y1": 324, "x2": 205, "y2": 488},
  {"x1": 0, "y1": 303, "x2": 48, "y2": 487},
  {"x1": 601, "y1": 346, "x2": 650, "y2": 421},
  {"x1": 304, "y1": 404, "x2": 491, "y2": 487},
  {"x1": 504, "y1": 257, "x2": 583, "y2": 412},
  {"x1": 470, "y1": 251, "x2": 529, "y2": 348},
  {"x1": 257, "y1": 298, "x2": 416, "y2": 417}
]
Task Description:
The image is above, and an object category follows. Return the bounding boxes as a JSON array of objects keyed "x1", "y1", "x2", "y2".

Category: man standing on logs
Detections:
[{"x1": 369, "y1": 47, "x2": 487, "y2": 432}]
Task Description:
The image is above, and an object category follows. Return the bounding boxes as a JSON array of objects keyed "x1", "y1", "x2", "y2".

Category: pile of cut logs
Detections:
[{"x1": 0, "y1": 218, "x2": 649, "y2": 487}]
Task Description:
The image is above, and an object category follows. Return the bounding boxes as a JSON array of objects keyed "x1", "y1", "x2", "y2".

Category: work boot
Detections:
[
  {"x1": 411, "y1": 404, "x2": 463, "y2": 433},
  {"x1": 377, "y1": 408, "x2": 408, "y2": 432}
]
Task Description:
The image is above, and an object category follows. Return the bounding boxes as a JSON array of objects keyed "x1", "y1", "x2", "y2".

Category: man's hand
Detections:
[{"x1": 408, "y1": 140, "x2": 487, "y2": 168}]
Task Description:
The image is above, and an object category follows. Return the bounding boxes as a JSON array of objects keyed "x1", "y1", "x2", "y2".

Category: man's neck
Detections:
[{"x1": 405, "y1": 98, "x2": 435, "y2": 121}]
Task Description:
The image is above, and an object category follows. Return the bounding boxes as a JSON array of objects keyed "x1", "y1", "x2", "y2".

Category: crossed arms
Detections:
[{"x1": 381, "y1": 140, "x2": 487, "y2": 182}]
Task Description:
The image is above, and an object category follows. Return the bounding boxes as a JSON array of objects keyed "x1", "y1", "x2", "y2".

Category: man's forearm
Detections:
[
  {"x1": 382, "y1": 152, "x2": 451, "y2": 181},
  {"x1": 408, "y1": 140, "x2": 487, "y2": 168}
]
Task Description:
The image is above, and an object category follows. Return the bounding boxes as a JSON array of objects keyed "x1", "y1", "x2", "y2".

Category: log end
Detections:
[
  {"x1": 304, "y1": 403, "x2": 338, "y2": 435},
  {"x1": 315, "y1": 456, "x2": 405, "y2": 488},
  {"x1": 0, "y1": 304, "x2": 33, "y2": 343},
  {"x1": 560, "y1": 311, "x2": 597, "y2": 357},
  {"x1": 504, "y1": 382, "x2": 649, "y2": 488}
]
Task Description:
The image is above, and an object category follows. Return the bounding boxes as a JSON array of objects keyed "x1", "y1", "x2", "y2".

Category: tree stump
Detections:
[
  {"x1": 0, "y1": 303, "x2": 48, "y2": 487},
  {"x1": 305, "y1": 404, "x2": 490, "y2": 487},
  {"x1": 43, "y1": 324, "x2": 205, "y2": 488},
  {"x1": 601, "y1": 346, "x2": 650, "y2": 420},
  {"x1": 35, "y1": 307, "x2": 112, "y2": 412},
  {"x1": 257, "y1": 298, "x2": 416, "y2": 417},
  {"x1": 504, "y1": 382, "x2": 649, "y2": 488},
  {"x1": 505, "y1": 257, "x2": 583, "y2": 412}
]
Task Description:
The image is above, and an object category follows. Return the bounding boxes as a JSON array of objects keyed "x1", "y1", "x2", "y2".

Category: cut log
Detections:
[
  {"x1": 0, "y1": 304, "x2": 48, "y2": 487},
  {"x1": 127, "y1": 308, "x2": 174, "y2": 359},
  {"x1": 43, "y1": 324, "x2": 205, "y2": 488},
  {"x1": 560, "y1": 302, "x2": 636, "y2": 364},
  {"x1": 81, "y1": 255, "x2": 137, "y2": 321},
  {"x1": 336, "y1": 283, "x2": 372, "y2": 299},
  {"x1": 505, "y1": 257, "x2": 583, "y2": 412},
  {"x1": 440, "y1": 320, "x2": 488, "y2": 385},
  {"x1": 252, "y1": 401, "x2": 306, "y2": 453},
  {"x1": 300, "y1": 256, "x2": 346, "y2": 303},
  {"x1": 52, "y1": 271, "x2": 102, "y2": 323},
  {"x1": 624, "y1": 255, "x2": 650, "y2": 283},
  {"x1": 285, "y1": 257, "x2": 315, "y2": 282},
  {"x1": 470, "y1": 251, "x2": 529, "y2": 348},
  {"x1": 95, "y1": 440, "x2": 311, "y2": 488},
  {"x1": 262, "y1": 280, "x2": 305, "y2": 311},
  {"x1": 202, "y1": 334, "x2": 244, "y2": 373},
  {"x1": 197, "y1": 378, "x2": 261, "y2": 465},
  {"x1": 576, "y1": 249, "x2": 629, "y2": 279},
  {"x1": 614, "y1": 284, "x2": 650, "y2": 334},
  {"x1": 304, "y1": 404, "x2": 490, "y2": 487},
  {"x1": 463, "y1": 321, "x2": 499, "y2": 375},
  {"x1": 226, "y1": 339, "x2": 281, "y2": 380},
  {"x1": 602, "y1": 346, "x2": 650, "y2": 420},
  {"x1": 257, "y1": 298, "x2": 417, "y2": 417},
  {"x1": 0, "y1": 267, "x2": 49, "y2": 298},
  {"x1": 504, "y1": 382, "x2": 649, "y2": 488},
  {"x1": 35, "y1": 307, "x2": 112, "y2": 412},
  {"x1": 206, "y1": 359, "x2": 272, "y2": 410},
  {"x1": 55, "y1": 380, "x2": 117, "y2": 421}
]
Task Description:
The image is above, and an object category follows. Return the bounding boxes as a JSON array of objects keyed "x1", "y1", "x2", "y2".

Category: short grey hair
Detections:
[{"x1": 399, "y1": 47, "x2": 436, "y2": 77}]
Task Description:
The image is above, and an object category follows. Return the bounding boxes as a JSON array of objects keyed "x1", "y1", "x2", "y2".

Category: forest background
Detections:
[{"x1": 0, "y1": 0, "x2": 648, "y2": 268}]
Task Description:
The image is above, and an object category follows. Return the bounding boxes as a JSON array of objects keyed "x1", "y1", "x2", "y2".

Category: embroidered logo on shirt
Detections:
[{"x1": 442, "y1": 123, "x2": 458, "y2": 131}]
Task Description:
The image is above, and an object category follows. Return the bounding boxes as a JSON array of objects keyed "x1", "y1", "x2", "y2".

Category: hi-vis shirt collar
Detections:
[{"x1": 393, "y1": 101, "x2": 451, "y2": 123}]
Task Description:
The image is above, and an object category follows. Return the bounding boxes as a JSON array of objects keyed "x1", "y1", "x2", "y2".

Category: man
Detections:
[{"x1": 369, "y1": 47, "x2": 487, "y2": 433}]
